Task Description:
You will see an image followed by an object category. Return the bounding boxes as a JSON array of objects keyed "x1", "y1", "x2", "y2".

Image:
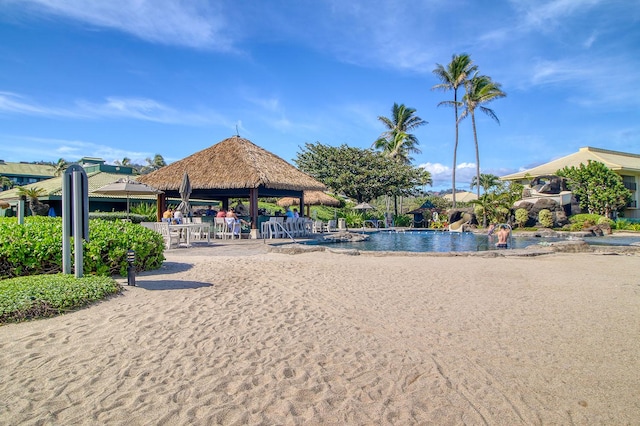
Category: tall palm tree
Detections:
[
  {"x1": 460, "y1": 74, "x2": 506, "y2": 199},
  {"x1": 53, "y1": 158, "x2": 68, "y2": 177},
  {"x1": 373, "y1": 103, "x2": 427, "y2": 216},
  {"x1": 470, "y1": 173, "x2": 501, "y2": 194},
  {"x1": 432, "y1": 53, "x2": 477, "y2": 207},
  {"x1": 373, "y1": 103, "x2": 427, "y2": 165}
]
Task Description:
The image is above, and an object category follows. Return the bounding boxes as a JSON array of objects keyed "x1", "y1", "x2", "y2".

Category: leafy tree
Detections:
[
  {"x1": 294, "y1": 143, "x2": 431, "y2": 203},
  {"x1": 432, "y1": 53, "x2": 477, "y2": 207},
  {"x1": 557, "y1": 160, "x2": 632, "y2": 218},
  {"x1": 141, "y1": 154, "x2": 167, "y2": 174},
  {"x1": 460, "y1": 74, "x2": 506, "y2": 199},
  {"x1": 373, "y1": 103, "x2": 427, "y2": 165},
  {"x1": 470, "y1": 173, "x2": 501, "y2": 194},
  {"x1": 115, "y1": 157, "x2": 132, "y2": 166}
]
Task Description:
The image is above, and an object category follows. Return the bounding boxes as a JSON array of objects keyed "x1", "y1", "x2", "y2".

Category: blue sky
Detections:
[{"x1": 0, "y1": 0, "x2": 638, "y2": 191}]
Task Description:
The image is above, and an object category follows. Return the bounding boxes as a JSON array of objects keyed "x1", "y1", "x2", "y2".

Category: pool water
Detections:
[{"x1": 311, "y1": 230, "x2": 640, "y2": 253}]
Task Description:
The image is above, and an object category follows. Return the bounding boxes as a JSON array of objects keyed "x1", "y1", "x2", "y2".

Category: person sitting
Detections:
[
  {"x1": 285, "y1": 207, "x2": 294, "y2": 218},
  {"x1": 162, "y1": 208, "x2": 173, "y2": 222},
  {"x1": 292, "y1": 208, "x2": 300, "y2": 218},
  {"x1": 496, "y1": 225, "x2": 509, "y2": 248},
  {"x1": 173, "y1": 209, "x2": 184, "y2": 224},
  {"x1": 216, "y1": 208, "x2": 227, "y2": 218},
  {"x1": 205, "y1": 205, "x2": 216, "y2": 216},
  {"x1": 225, "y1": 208, "x2": 250, "y2": 236}
]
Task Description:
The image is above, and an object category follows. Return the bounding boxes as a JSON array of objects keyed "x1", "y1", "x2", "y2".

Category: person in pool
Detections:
[{"x1": 496, "y1": 225, "x2": 510, "y2": 248}]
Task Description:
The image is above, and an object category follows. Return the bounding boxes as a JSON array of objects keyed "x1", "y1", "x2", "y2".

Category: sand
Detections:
[{"x1": 1, "y1": 242, "x2": 639, "y2": 425}]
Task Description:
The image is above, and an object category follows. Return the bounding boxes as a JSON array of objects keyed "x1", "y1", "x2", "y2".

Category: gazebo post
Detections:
[
  {"x1": 249, "y1": 188, "x2": 259, "y2": 239},
  {"x1": 156, "y1": 193, "x2": 166, "y2": 222}
]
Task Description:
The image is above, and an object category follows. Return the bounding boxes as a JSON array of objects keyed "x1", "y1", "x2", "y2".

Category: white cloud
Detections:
[
  {"x1": 0, "y1": 91, "x2": 85, "y2": 117},
  {"x1": 515, "y1": 0, "x2": 603, "y2": 30},
  {"x1": 420, "y1": 161, "x2": 477, "y2": 190},
  {"x1": 0, "y1": 134, "x2": 159, "y2": 165},
  {"x1": 0, "y1": 91, "x2": 231, "y2": 125},
  {"x1": 9, "y1": 0, "x2": 234, "y2": 51}
]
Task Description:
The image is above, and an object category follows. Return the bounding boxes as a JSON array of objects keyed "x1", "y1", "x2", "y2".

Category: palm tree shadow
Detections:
[
  {"x1": 133, "y1": 280, "x2": 212, "y2": 290},
  {"x1": 138, "y1": 261, "x2": 193, "y2": 276},
  {"x1": 120, "y1": 261, "x2": 210, "y2": 290}
]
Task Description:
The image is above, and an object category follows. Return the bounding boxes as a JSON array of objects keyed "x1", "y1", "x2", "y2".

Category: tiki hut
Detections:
[
  {"x1": 278, "y1": 190, "x2": 341, "y2": 217},
  {"x1": 138, "y1": 136, "x2": 326, "y2": 228}
]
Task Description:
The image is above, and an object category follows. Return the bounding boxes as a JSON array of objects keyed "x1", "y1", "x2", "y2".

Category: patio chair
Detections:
[
  {"x1": 325, "y1": 219, "x2": 338, "y2": 232},
  {"x1": 214, "y1": 217, "x2": 232, "y2": 239},
  {"x1": 153, "y1": 222, "x2": 180, "y2": 249}
]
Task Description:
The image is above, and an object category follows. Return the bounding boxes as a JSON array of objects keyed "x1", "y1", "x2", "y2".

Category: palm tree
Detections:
[
  {"x1": 373, "y1": 103, "x2": 427, "y2": 216},
  {"x1": 460, "y1": 74, "x2": 506, "y2": 199},
  {"x1": 53, "y1": 158, "x2": 68, "y2": 177},
  {"x1": 0, "y1": 174, "x2": 13, "y2": 191},
  {"x1": 373, "y1": 103, "x2": 427, "y2": 165},
  {"x1": 16, "y1": 186, "x2": 49, "y2": 216},
  {"x1": 470, "y1": 173, "x2": 501, "y2": 194},
  {"x1": 432, "y1": 53, "x2": 477, "y2": 207}
]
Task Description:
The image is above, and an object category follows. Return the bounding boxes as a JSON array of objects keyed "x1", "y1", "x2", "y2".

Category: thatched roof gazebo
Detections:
[
  {"x1": 278, "y1": 190, "x2": 341, "y2": 217},
  {"x1": 138, "y1": 136, "x2": 326, "y2": 228}
]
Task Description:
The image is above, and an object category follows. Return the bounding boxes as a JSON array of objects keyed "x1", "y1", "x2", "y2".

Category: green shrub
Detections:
[
  {"x1": 0, "y1": 274, "x2": 121, "y2": 323},
  {"x1": 394, "y1": 214, "x2": 412, "y2": 227},
  {"x1": 515, "y1": 208, "x2": 529, "y2": 228},
  {"x1": 568, "y1": 213, "x2": 612, "y2": 230},
  {"x1": 597, "y1": 216, "x2": 614, "y2": 226},
  {"x1": 538, "y1": 209, "x2": 554, "y2": 228},
  {"x1": 89, "y1": 211, "x2": 149, "y2": 224},
  {"x1": 0, "y1": 217, "x2": 164, "y2": 279}
]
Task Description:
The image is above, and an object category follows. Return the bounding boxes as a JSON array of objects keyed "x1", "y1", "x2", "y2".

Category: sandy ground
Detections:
[{"x1": 0, "y1": 241, "x2": 639, "y2": 425}]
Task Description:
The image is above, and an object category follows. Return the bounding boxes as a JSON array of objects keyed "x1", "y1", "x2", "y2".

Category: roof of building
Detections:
[
  {"x1": 0, "y1": 170, "x2": 146, "y2": 201},
  {"x1": 501, "y1": 146, "x2": 640, "y2": 180},
  {"x1": 442, "y1": 191, "x2": 478, "y2": 203},
  {"x1": 0, "y1": 161, "x2": 56, "y2": 178}
]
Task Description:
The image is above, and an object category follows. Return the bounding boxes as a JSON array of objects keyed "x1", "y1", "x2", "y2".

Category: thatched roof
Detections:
[
  {"x1": 138, "y1": 136, "x2": 325, "y2": 195},
  {"x1": 277, "y1": 191, "x2": 341, "y2": 207}
]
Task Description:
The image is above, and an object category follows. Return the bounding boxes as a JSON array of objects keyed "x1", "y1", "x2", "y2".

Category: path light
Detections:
[{"x1": 127, "y1": 249, "x2": 136, "y2": 286}]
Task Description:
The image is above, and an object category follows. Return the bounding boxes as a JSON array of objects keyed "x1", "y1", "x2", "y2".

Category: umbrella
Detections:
[
  {"x1": 353, "y1": 202, "x2": 375, "y2": 211},
  {"x1": 176, "y1": 171, "x2": 192, "y2": 215},
  {"x1": 94, "y1": 178, "x2": 163, "y2": 218}
]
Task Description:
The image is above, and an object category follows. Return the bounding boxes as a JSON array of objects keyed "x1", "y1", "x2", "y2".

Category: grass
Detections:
[{"x1": 0, "y1": 274, "x2": 122, "y2": 324}]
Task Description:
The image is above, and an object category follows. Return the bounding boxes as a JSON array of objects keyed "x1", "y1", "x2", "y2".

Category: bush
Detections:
[
  {"x1": 0, "y1": 274, "x2": 121, "y2": 324},
  {"x1": 538, "y1": 209, "x2": 554, "y2": 228},
  {"x1": 394, "y1": 214, "x2": 412, "y2": 227},
  {"x1": 515, "y1": 208, "x2": 529, "y2": 228},
  {"x1": 89, "y1": 211, "x2": 149, "y2": 224},
  {"x1": 568, "y1": 213, "x2": 612, "y2": 230},
  {"x1": 0, "y1": 217, "x2": 164, "y2": 279}
]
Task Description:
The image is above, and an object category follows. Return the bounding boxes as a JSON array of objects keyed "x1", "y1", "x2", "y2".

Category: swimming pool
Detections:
[{"x1": 310, "y1": 230, "x2": 640, "y2": 253}]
